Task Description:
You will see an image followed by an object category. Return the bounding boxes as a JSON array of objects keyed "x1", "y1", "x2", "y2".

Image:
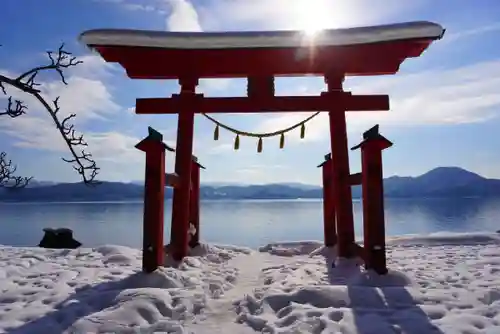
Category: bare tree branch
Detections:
[
  {"x1": 0, "y1": 152, "x2": 32, "y2": 188},
  {"x1": 15, "y1": 44, "x2": 83, "y2": 86},
  {"x1": 0, "y1": 44, "x2": 99, "y2": 186},
  {"x1": 0, "y1": 97, "x2": 27, "y2": 117}
]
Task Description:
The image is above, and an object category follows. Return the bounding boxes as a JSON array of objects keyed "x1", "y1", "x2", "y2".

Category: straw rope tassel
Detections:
[
  {"x1": 213, "y1": 124, "x2": 219, "y2": 141},
  {"x1": 201, "y1": 111, "x2": 319, "y2": 152},
  {"x1": 279, "y1": 133, "x2": 285, "y2": 149},
  {"x1": 234, "y1": 134, "x2": 240, "y2": 150}
]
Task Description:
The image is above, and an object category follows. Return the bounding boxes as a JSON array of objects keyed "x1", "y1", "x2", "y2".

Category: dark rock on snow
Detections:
[{"x1": 38, "y1": 228, "x2": 82, "y2": 249}]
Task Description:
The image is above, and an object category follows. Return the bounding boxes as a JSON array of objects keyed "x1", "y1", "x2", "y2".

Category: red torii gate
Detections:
[
  {"x1": 80, "y1": 21, "x2": 444, "y2": 271},
  {"x1": 318, "y1": 124, "x2": 393, "y2": 274},
  {"x1": 135, "y1": 126, "x2": 204, "y2": 272}
]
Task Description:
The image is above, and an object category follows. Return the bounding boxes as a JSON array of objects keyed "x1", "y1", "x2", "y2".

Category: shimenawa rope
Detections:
[{"x1": 200, "y1": 112, "x2": 320, "y2": 152}]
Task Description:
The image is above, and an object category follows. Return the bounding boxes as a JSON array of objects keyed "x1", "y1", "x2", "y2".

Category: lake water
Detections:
[{"x1": 0, "y1": 198, "x2": 499, "y2": 249}]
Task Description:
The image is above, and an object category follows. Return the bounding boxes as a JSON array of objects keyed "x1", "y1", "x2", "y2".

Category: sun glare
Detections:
[
  {"x1": 293, "y1": 0, "x2": 332, "y2": 36},
  {"x1": 291, "y1": 0, "x2": 354, "y2": 37}
]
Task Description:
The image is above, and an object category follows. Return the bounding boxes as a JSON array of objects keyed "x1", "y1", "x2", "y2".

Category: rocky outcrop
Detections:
[{"x1": 38, "y1": 228, "x2": 82, "y2": 249}]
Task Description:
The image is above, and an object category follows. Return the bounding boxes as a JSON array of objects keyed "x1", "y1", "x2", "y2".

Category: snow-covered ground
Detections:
[{"x1": 0, "y1": 232, "x2": 499, "y2": 333}]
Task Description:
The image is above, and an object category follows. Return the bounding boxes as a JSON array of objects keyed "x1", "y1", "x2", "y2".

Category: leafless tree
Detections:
[
  {"x1": 0, "y1": 152, "x2": 32, "y2": 188},
  {"x1": 0, "y1": 44, "x2": 100, "y2": 188}
]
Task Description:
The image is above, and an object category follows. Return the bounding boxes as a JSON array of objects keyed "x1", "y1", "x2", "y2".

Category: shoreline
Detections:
[{"x1": 1, "y1": 196, "x2": 498, "y2": 204}]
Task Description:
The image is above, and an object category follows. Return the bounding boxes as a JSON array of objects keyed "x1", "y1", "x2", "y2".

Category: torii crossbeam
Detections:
[{"x1": 80, "y1": 21, "x2": 444, "y2": 265}]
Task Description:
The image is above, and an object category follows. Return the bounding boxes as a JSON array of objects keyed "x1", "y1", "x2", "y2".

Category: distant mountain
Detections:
[
  {"x1": 387, "y1": 167, "x2": 500, "y2": 198},
  {"x1": 131, "y1": 181, "x2": 249, "y2": 187},
  {"x1": 201, "y1": 182, "x2": 249, "y2": 187},
  {"x1": 24, "y1": 180, "x2": 59, "y2": 188},
  {"x1": 349, "y1": 167, "x2": 500, "y2": 198},
  {"x1": 0, "y1": 182, "x2": 145, "y2": 202},
  {"x1": 1, "y1": 167, "x2": 499, "y2": 202},
  {"x1": 0, "y1": 180, "x2": 58, "y2": 196},
  {"x1": 199, "y1": 184, "x2": 322, "y2": 200},
  {"x1": 268, "y1": 182, "x2": 320, "y2": 191},
  {"x1": 128, "y1": 181, "x2": 144, "y2": 186}
]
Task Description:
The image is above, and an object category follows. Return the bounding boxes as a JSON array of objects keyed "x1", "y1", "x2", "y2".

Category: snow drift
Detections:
[{"x1": 0, "y1": 232, "x2": 498, "y2": 333}]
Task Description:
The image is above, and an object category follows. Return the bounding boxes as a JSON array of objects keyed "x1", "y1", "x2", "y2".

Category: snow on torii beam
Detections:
[{"x1": 80, "y1": 21, "x2": 444, "y2": 79}]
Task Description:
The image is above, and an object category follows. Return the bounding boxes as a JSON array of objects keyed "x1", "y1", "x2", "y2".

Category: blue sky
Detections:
[{"x1": 1, "y1": 0, "x2": 500, "y2": 185}]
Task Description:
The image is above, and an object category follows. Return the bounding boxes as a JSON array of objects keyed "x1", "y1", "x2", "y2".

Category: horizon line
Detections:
[{"x1": 28, "y1": 166, "x2": 488, "y2": 185}]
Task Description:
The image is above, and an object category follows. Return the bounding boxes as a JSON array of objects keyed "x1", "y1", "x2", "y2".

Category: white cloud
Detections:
[
  {"x1": 444, "y1": 22, "x2": 500, "y2": 43},
  {"x1": 0, "y1": 52, "x2": 130, "y2": 181},
  {"x1": 228, "y1": 163, "x2": 312, "y2": 184},
  {"x1": 94, "y1": 0, "x2": 157, "y2": 12},
  {"x1": 1, "y1": 54, "x2": 120, "y2": 122},
  {"x1": 86, "y1": 131, "x2": 141, "y2": 163},
  {"x1": 99, "y1": 0, "x2": 427, "y2": 33},
  {"x1": 1, "y1": 108, "x2": 144, "y2": 181},
  {"x1": 0, "y1": 85, "x2": 123, "y2": 151},
  {"x1": 165, "y1": 0, "x2": 202, "y2": 32},
  {"x1": 256, "y1": 112, "x2": 325, "y2": 143},
  {"x1": 347, "y1": 60, "x2": 500, "y2": 126},
  {"x1": 205, "y1": 143, "x2": 233, "y2": 156},
  {"x1": 2, "y1": 118, "x2": 140, "y2": 164},
  {"x1": 123, "y1": 3, "x2": 155, "y2": 12},
  {"x1": 66, "y1": 54, "x2": 120, "y2": 80},
  {"x1": 41, "y1": 77, "x2": 120, "y2": 121},
  {"x1": 93, "y1": 0, "x2": 128, "y2": 7},
  {"x1": 0, "y1": 75, "x2": 119, "y2": 155},
  {"x1": 198, "y1": 0, "x2": 425, "y2": 31},
  {"x1": 74, "y1": 131, "x2": 144, "y2": 181},
  {"x1": 252, "y1": 59, "x2": 500, "y2": 143},
  {"x1": 1, "y1": 116, "x2": 64, "y2": 151},
  {"x1": 93, "y1": 0, "x2": 124, "y2": 3},
  {"x1": 198, "y1": 78, "x2": 233, "y2": 95}
]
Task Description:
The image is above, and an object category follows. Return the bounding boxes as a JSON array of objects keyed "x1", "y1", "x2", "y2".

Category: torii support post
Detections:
[
  {"x1": 325, "y1": 75, "x2": 356, "y2": 258},
  {"x1": 135, "y1": 127, "x2": 173, "y2": 273},
  {"x1": 170, "y1": 78, "x2": 198, "y2": 261},
  {"x1": 352, "y1": 125, "x2": 393, "y2": 275},
  {"x1": 189, "y1": 156, "x2": 205, "y2": 248},
  {"x1": 317, "y1": 154, "x2": 336, "y2": 247}
]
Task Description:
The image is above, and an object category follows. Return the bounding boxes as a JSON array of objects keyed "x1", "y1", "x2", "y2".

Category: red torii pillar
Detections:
[
  {"x1": 317, "y1": 154, "x2": 336, "y2": 247},
  {"x1": 325, "y1": 74, "x2": 356, "y2": 258},
  {"x1": 166, "y1": 154, "x2": 205, "y2": 249},
  {"x1": 135, "y1": 82, "x2": 389, "y2": 263},
  {"x1": 170, "y1": 78, "x2": 198, "y2": 261},
  {"x1": 135, "y1": 127, "x2": 174, "y2": 273},
  {"x1": 189, "y1": 155, "x2": 205, "y2": 248},
  {"x1": 352, "y1": 125, "x2": 392, "y2": 274},
  {"x1": 317, "y1": 153, "x2": 363, "y2": 249}
]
